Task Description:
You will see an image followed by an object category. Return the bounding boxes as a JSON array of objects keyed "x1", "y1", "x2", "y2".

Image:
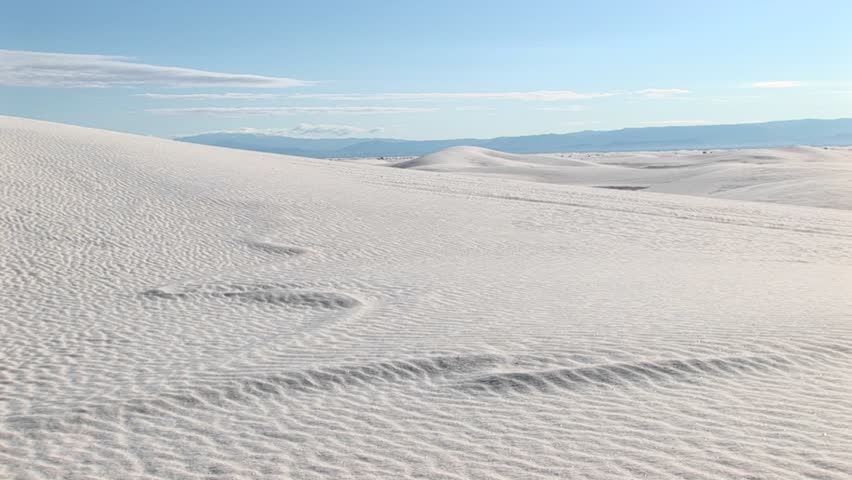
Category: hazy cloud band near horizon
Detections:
[{"x1": 184, "y1": 123, "x2": 385, "y2": 138}]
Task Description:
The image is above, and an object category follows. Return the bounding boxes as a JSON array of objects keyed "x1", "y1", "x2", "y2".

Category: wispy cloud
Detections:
[
  {"x1": 289, "y1": 90, "x2": 613, "y2": 101},
  {"x1": 454, "y1": 106, "x2": 495, "y2": 111},
  {"x1": 147, "y1": 106, "x2": 436, "y2": 115},
  {"x1": 185, "y1": 124, "x2": 384, "y2": 138},
  {"x1": 535, "y1": 105, "x2": 587, "y2": 112},
  {"x1": 289, "y1": 123, "x2": 383, "y2": 137},
  {"x1": 636, "y1": 88, "x2": 690, "y2": 98},
  {"x1": 139, "y1": 88, "x2": 690, "y2": 104},
  {"x1": 640, "y1": 120, "x2": 708, "y2": 126},
  {"x1": 0, "y1": 49, "x2": 311, "y2": 88},
  {"x1": 750, "y1": 80, "x2": 802, "y2": 88},
  {"x1": 136, "y1": 92, "x2": 280, "y2": 100},
  {"x1": 564, "y1": 120, "x2": 600, "y2": 125}
]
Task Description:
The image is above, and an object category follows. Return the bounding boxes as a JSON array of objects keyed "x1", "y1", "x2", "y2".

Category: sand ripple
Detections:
[{"x1": 2, "y1": 116, "x2": 852, "y2": 479}]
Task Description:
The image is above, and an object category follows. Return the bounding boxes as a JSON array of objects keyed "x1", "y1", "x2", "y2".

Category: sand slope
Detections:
[
  {"x1": 2, "y1": 116, "x2": 852, "y2": 479},
  {"x1": 376, "y1": 145, "x2": 852, "y2": 209}
]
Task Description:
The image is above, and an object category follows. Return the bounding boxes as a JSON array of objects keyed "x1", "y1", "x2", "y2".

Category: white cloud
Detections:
[
  {"x1": 186, "y1": 124, "x2": 384, "y2": 138},
  {"x1": 289, "y1": 123, "x2": 384, "y2": 137},
  {"x1": 137, "y1": 92, "x2": 280, "y2": 100},
  {"x1": 0, "y1": 49, "x2": 311, "y2": 88},
  {"x1": 147, "y1": 106, "x2": 436, "y2": 115},
  {"x1": 289, "y1": 90, "x2": 613, "y2": 101},
  {"x1": 750, "y1": 80, "x2": 802, "y2": 88},
  {"x1": 640, "y1": 120, "x2": 708, "y2": 126},
  {"x1": 140, "y1": 88, "x2": 692, "y2": 105},
  {"x1": 636, "y1": 88, "x2": 690, "y2": 98}
]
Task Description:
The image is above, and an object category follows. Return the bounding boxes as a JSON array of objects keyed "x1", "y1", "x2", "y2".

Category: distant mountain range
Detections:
[{"x1": 177, "y1": 118, "x2": 852, "y2": 158}]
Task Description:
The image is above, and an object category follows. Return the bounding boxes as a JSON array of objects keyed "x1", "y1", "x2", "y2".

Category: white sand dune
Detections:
[
  {"x1": 2, "y1": 115, "x2": 852, "y2": 479},
  {"x1": 375, "y1": 145, "x2": 852, "y2": 209}
]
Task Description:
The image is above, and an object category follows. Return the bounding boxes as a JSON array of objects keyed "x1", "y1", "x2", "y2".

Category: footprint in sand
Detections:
[
  {"x1": 143, "y1": 282, "x2": 362, "y2": 310},
  {"x1": 143, "y1": 238, "x2": 361, "y2": 312},
  {"x1": 242, "y1": 239, "x2": 313, "y2": 257}
]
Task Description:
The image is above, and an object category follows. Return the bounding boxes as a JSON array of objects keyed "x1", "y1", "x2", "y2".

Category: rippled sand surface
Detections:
[{"x1": 2, "y1": 116, "x2": 851, "y2": 479}]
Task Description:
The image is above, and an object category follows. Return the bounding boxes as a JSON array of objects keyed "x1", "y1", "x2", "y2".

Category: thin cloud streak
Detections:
[
  {"x1": 183, "y1": 124, "x2": 384, "y2": 138},
  {"x1": 137, "y1": 93, "x2": 281, "y2": 100},
  {"x1": 290, "y1": 123, "x2": 384, "y2": 137},
  {"x1": 535, "y1": 105, "x2": 587, "y2": 112},
  {"x1": 636, "y1": 88, "x2": 690, "y2": 98},
  {"x1": 640, "y1": 120, "x2": 708, "y2": 126},
  {"x1": 137, "y1": 88, "x2": 690, "y2": 104},
  {"x1": 289, "y1": 90, "x2": 614, "y2": 101},
  {"x1": 147, "y1": 106, "x2": 437, "y2": 115},
  {"x1": 0, "y1": 49, "x2": 311, "y2": 88},
  {"x1": 750, "y1": 80, "x2": 802, "y2": 88},
  {"x1": 454, "y1": 106, "x2": 496, "y2": 111}
]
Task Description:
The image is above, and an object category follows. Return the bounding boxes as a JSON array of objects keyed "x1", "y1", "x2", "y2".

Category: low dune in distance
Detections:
[{"x1": 351, "y1": 145, "x2": 852, "y2": 210}]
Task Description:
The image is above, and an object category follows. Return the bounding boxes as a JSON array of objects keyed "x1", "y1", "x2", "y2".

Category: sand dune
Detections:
[
  {"x1": 373, "y1": 145, "x2": 852, "y2": 209},
  {"x1": 2, "y1": 115, "x2": 852, "y2": 479}
]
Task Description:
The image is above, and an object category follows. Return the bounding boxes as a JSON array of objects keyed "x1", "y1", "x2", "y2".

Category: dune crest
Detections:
[{"x1": 373, "y1": 144, "x2": 852, "y2": 209}]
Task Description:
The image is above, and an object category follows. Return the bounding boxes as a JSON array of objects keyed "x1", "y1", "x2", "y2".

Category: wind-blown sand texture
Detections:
[{"x1": 2, "y1": 116, "x2": 851, "y2": 479}]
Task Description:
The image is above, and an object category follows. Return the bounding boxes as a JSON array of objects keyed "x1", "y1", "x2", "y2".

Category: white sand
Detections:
[
  {"x1": 2, "y1": 115, "x2": 851, "y2": 479},
  {"x1": 365, "y1": 145, "x2": 852, "y2": 210}
]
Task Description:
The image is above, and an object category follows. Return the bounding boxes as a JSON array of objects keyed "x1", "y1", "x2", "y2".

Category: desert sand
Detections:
[
  {"x1": 356, "y1": 145, "x2": 852, "y2": 210},
  {"x1": 2, "y1": 115, "x2": 851, "y2": 479}
]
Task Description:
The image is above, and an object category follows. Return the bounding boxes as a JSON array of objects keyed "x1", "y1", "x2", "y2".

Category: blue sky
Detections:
[{"x1": 2, "y1": 0, "x2": 851, "y2": 139}]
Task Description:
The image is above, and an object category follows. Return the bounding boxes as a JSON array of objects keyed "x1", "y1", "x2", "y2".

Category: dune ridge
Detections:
[{"x1": 360, "y1": 145, "x2": 852, "y2": 209}]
